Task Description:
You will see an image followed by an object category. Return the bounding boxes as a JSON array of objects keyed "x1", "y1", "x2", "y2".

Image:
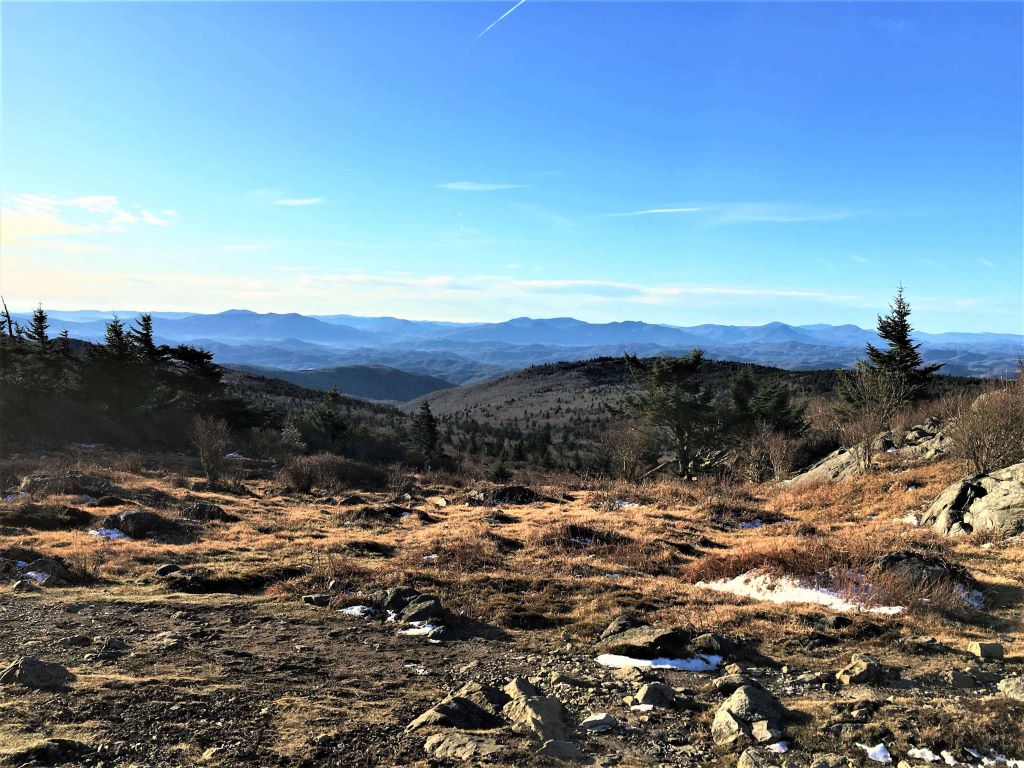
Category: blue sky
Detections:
[{"x1": 2, "y1": 1, "x2": 1021, "y2": 332}]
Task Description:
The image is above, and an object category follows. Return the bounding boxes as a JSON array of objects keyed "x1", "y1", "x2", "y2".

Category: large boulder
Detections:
[
  {"x1": 711, "y1": 685, "x2": 785, "y2": 748},
  {"x1": 920, "y1": 463, "x2": 1024, "y2": 536},
  {"x1": 0, "y1": 656, "x2": 74, "y2": 689},
  {"x1": 594, "y1": 625, "x2": 690, "y2": 659},
  {"x1": 503, "y1": 695, "x2": 571, "y2": 741},
  {"x1": 783, "y1": 448, "x2": 861, "y2": 487},
  {"x1": 20, "y1": 472, "x2": 111, "y2": 497},
  {"x1": 101, "y1": 510, "x2": 167, "y2": 538},
  {"x1": 877, "y1": 551, "x2": 974, "y2": 589}
]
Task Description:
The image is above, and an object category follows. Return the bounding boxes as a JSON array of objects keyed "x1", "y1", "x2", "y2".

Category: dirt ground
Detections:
[{"x1": 1, "y1": 450, "x2": 1022, "y2": 767}]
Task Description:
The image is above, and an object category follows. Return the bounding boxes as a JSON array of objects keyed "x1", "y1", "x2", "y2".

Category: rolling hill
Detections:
[{"x1": 229, "y1": 364, "x2": 454, "y2": 402}]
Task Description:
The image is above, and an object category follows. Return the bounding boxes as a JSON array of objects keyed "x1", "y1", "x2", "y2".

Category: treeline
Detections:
[{"x1": 0, "y1": 304, "x2": 249, "y2": 451}]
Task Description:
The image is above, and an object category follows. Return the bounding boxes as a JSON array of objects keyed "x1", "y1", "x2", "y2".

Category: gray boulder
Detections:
[
  {"x1": 998, "y1": 677, "x2": 1024, "y2": 702},
  {"x1": 711, "y1": 685, "x2": 785, "y2": 748},
  {"x1": 836, "y1": 653, "x2": 882, "y2": 685},
  {"x1": 102, "y1": 509, "x2": 166, "y2": 537},
  {"x1": 921, "y1": 462, "x2": 1024, "y2": 537},
  {"x1": 503, "y1": 695, "x2": 571, "y2": 741},
  {"x1": 20, "y1": 472, "x2": 111, "y2": 497},
  {"x1": 0, "y1": 656, "x2": 74, "y2": 689},
  {"x1": 594, "y1": 625, "x2": 689, "y2": 659}
]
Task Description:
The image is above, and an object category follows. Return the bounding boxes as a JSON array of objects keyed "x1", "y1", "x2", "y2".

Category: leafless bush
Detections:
[
  {"x1": 603, "y1": 422, "x2": 659, "y2": 481},
  {"x1": 835, "y1": 367, "x2": 913, "y2": 470},
  {"x1": 190, "y1": 416, "x2": 229, "y2": 484},
  {"x1": 943, "y1": 382, "x2": 1024, "y2": 474},
  {"x1": 765, "y1": 432, "x2": 798, "y2": 481},
  {"x1": 278, "y1": 453, "x2": 389, "y2": 493}
]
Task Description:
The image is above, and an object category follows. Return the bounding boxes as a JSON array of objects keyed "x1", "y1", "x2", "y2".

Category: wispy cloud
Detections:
[
  {"x1": 476, "y1": 0, "x2": 527, "y2": 41},
  {"x1": 980, "y1": 258, "x2": 996, "y2": 268},
  {"x1": 221, "y1": 242, "x2": 277, "y2": 252},
  {"x1": 0, "y1": 193, "x2": 176, "y2": 247},
  {"x1": 272, "y1": 197, "x2": 325, "y2": 207},
  {"x1": 599, "y1": 207, "x2": 704, "y2": 218},
  {"x1": 438, "y1": 182, "x2": 526, "y2": 192},
  {"x1": 851, "y1": 255, "x2": 870, "y2": 264}
]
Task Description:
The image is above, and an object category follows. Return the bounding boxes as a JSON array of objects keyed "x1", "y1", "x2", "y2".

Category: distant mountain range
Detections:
[{"x1": 17, "y1": 309, "x2": 1022, "y2": 400}]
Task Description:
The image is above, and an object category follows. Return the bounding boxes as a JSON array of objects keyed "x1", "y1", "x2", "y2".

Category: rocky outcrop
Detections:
[
  {"x1": 920, "y1": 462, "x2": 1024, "y2": 536},
  {"x1": 20, "y1": 472, "x2": 111, "y2": 497},
  {"x1": 0, "y1": 656, "x2": 74, "y2": 689},
  {"x1": 711, "y1": 685, "x2": 785, "y2": 748}
]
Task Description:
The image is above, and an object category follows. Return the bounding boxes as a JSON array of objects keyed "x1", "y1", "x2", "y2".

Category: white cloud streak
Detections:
[
  {"x1": 272, "y1": 197, "x2": 325, "y2": 206},
  {"x1": 438, "y1": 182, "x2": 526, "y2": 192}
]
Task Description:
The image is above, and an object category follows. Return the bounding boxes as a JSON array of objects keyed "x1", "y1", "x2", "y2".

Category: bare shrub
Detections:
[
  {"x1": 765, "y1": 432, "x2": 798, "y2": 481},
  {"x1": 604, "y1": 422, "x2": 659, "y2": 481},
  {"x1": 943, "y1": 382, "x2": 1024, "y2": 474},
  {"x1": 278, "y1": 453, "x2": 389, "y2": 493},
  {"x1": 836, "y1": 366, "x2": 914, "y2": 470},
  {"x1": 112, "y1": 451, "x2": 145, "y2": 475},
  {"x1": 190, "y1": 416, "x2": 229, "y2": 484}
]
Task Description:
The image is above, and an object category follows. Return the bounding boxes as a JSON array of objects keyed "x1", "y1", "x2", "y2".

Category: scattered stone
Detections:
[
  {"x1": 201, "y1": 746, "x2": 224, "y2": 760},
  {"x1": 503, "y1": 695, "x2": 571, "y2": 741},
  {"x1": 504, "y1": 676, "x2": 539, "y2": 699},
  {"x1": 57, "y1": 635, "x2": 93, "y2": 648},
  {"x1": 998, "y1": 676, "x2": 1024, "y2": 702},
  {"x1": 738, "y1": 747, "x2": 777, "y2": 768},
  {"x1": 634, "y1": 682, "x2": 675, "y2": 708},
  {"x1": 156, "y1": 563, "x2": 182, "y2": 577},
  {"x1": 25, "y1": 557, "x2": 72, "y2": 586},
  {"x1": 423, "y1": 732, "x2": 504, "y2": 761},
  {"x1": 400, "y1": 595, "x2": 444, "y2": 623},
  {"x1": 0, "y1": 656, "x2": 74, "y2": 689},
  {"x1": 967, "y1": 641, "x2": 1003, "y2": 660},
  {"x1": 8, "y1": 738, "x2": 91, "y2": 765},
  {"x1": 303, "y1": 594, "x2": 331, "y2": 607},
  {"x1": 95, "y1": 495, "x2": 125, "y2": 507},
  {"x1": 836, "y1": 654, "x2": 883, "y2": 685},
  {"x1": 600, "y1": 614, "x2": 643, "y2": 640},
  {"x1": 535, "y1": 740, "x2": 584, "y2": 762},
  {"x1": 711, "y1": 685, "x2": 785, "y2": 748},
  {"x1": 181, "y1": 500, "x2": 230, "y2": 522},
  {"x1": 101, "y1": 509, "x2": 166, "y2": 537},
  {"x1": 713, "y1": 674, "x2": 759, "y2": 695},
  {"x1": 12, "y1": 579, "x2": 40, "y2": 593},
  {"x1": 943, "y1": 669, "x2": 976, "y2": 689},
  {"x1": 579, "y1": 712, "x2": 616, "y2": 732}
]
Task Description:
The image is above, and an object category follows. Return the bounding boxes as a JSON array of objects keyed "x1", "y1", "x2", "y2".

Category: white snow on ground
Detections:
[
  {"x1": 739, "y1": 519, "x2": 764, "y2": 529},
  {"x1": 875, "y1": 746, "x2": 1024, "y2": 768},
  {"x1": 398, "y1": 621, "x2": 438, "y2": 636},
  {"x1": 340, "y1": 605, "x2": 374, "y2": 618},
  {"x1": 89, "y1": 527, "x2": 129, "y2": 540},
  {"x1": 22, "y1": 571, "x2": 49, "y2": 583},
  {"x1": 908, "y1": 747, "x2": 941, "y2": 762},
  {"x1": 697, "y1": 571, "x2": 904, "y2": 615},
  {"x1": 767, "y1": 742, "x2": 789, "y2": 754},
  {"x1": 595, "y1": 653, "x2": 722, "y2": 672},
  {"x1": 954, "y1": 583, "x2": 985, "y2": 610},
  {"x1": 857, "y1": 743, "x2": 892, "y2": 763},
  {"x1": 902, "y1": 513, "x2": 920, "y2": 526}
]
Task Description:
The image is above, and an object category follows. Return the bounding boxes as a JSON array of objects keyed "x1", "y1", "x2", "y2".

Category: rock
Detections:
[
  {"x1": 504, "y1": 676, "x2": 539, "y2": 699},
  {"x1": 102, "y1": 509, "x2": 165, "y2": 537},
  {"x1": 95, "y1": 495, "x2": 124, "y2": 507},
  {"x1": 408, "y1": 697, "x2": 492, "y2": 731},
  {"x1": 535, "y1": 740, "x2": 585, "y2": 762},
  {"x1": 944, "y1": 669, "x2": 976, "y2": 689},
  {"x1": 593, "y1": 625, "x2": 690, "y2": 659},
  {"x1": 0, "y1": 656, "x2": 74, "y2": 689},
  {"x1": 713, "y1": 674, "x2": 759, "y2": 695},
  {"x1": 371, "y1": 585, "x2": 420, "y2": 612},
  {"x1": 968, "y1": 641, "x2": 1004, "y2": 660},
  {"x1": 8, "y1": 738, "x2": 91, "y2": 765},
  {"x1": 600, "y1": 613, "x2": 643, "y2": 640},
  {"x1": 487, "y1": 485, "x2": 554, "y2": 505},
  {"x1": 450, "y1": 682, "x2": 509, "y2": 717},
  {"x1": 20, "y1": 472, "x2": 111, "y2": 497},
  {"x1": 423, "y1": 733, "x2": 504, "y2": 761},
  {"x1": 181, "y1": 500, "x2": 229, "y2": 522},
  {"x1": 400, "y1": 595, "x2": 444, "y2": 623},
  {"x1": 579, "y1": 712, "x2": 616, "y2": 732},
  {"x1": 836, "y1": 654, "x2": 882, "y2": 685},
  {"x1": 692, "y1": 632, "x2": 736, "y2": 656},
  {"x1": 877, "y1": 550, "x2": 974, "y2": 589},
  {"x1": 201, "y1": 747, "x2": 224, "y2": 760},
  {"x1": 24, "y1": 558, "x2": 72, "y2": 586},
  {"x1": 783, "y1": 447, "x2": 862, "y2": 487},
  {"x1": 751, "y1": 719, "x2": 783, "y2": 744},
  {"x1": 156, "y1": 563, "x2": 182, "y2": 577},
  {"x1": 302, "y1": 594, "x2": 331, "y2": 607},
  {"x1": 738, "y1": 748, "x2": 777, "y2": 768},
  {"x1": 712, "y1": 685, "x2": 786, "y2": 748},
  {"x1": 11, "y1": 580, "x2": 39, "y2": 593},
  {"x1": 997, "y1": 677, "x2": 1024, "y2": 702},
  {"x1": 503, "y1": 695, "x2": 571, "y2": 741},
  {"x1": 550, "y1": 671, "x2": 595, "y2": 689},
  {"x1": 921, "y1": 463, "x2": 1024, "y2": 537},
  {"x1": 634, "y1": 682, "x2": 675, "y2": 708},
  {"x1": 57, "y1": 635, "x2": 93, "y2": 648}
]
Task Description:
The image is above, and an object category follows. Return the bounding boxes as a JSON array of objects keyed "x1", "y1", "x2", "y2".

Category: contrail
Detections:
[{"x1": 476, "y1": 0, "x2": 527, "y2": 41}]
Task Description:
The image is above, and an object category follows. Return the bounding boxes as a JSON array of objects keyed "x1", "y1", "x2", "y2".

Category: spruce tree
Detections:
[
  {"x1": 863, "y1": 287, "x2": 942, "y2": 398},
  {"x1": 412, "y1": 401, "x2": 440, "y2": 459},
  {"x1": 128, "y1": 313, "x2": 162, "y2": 362},
  {"x1": 25, "y1": 305, "x2": 51, "y2": 354}
]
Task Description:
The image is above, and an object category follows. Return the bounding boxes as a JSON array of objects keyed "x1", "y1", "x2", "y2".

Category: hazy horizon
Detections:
[{"x1": 2, "y1": 2, "x2": 1022, "y2": 333}]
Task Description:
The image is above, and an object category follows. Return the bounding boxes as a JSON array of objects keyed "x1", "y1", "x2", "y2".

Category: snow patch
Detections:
[
  {"x1": 739, "y1": 519, "x2": 763, "y2": 529},
  {"x1": 89, "y1": 527, "x2": 129, "y2": 540},
  {"x1": 767, "y1": 742, "x2": 789, "y2": 754},
  {"x1": 399, "y1": 621, "x2": 438, "y2": 637},
  {"x1": 340, "y1": 605, "x2": 374, "y2": 619},
  {"x1": 908, "y1": 747, "x2": 941, "y2": 762},
  {"x1": 698, "y1": 571, "x2": 904, "y2": 615},
  {"x1": 954, "y1": 583, "x2": 985, "y2": 610},
  {"x1": 856, "y1": 743, "x2": 892, "y2": 764},
  {"x1": 902, "y1": 513, "x2": 920, "y2": 527},
  {"x1": 595, "y1": 653, "x2": 722, "y2": 672}
]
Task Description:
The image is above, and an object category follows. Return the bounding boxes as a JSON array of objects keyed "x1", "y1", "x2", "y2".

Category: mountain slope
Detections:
[{"x1": 231, "y1": 364, "x2": 454, "y2": 402}]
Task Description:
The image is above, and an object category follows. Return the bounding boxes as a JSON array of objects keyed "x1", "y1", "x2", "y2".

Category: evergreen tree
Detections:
[
  {"x1": 411, "y1": 401, "x2": 440, "y2": 459},
  {"x1": 24, "y1": 305, "x2": 51, "y2": 354},
  {"x1": 863, "y1": 287, "x2": 942, "y2": 398},
  {"x1": 103, "y1": 316, "x2": 131, "y2": 358},
  {"x1": 128, "y1": 313, "x2": 163, "y2": 362},
  {"x1": 613, "y1": 350, "x2": 721, "y2": 476}
]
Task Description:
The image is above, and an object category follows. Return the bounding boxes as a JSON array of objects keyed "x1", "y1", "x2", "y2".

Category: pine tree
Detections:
[
  {"x1": 128, "y1": 313, "x2": 162, "y2": 362},
  {"x1": 25, "y1": 305, "x2": 51, "y2": 354},
  {"x1": 863, "y1": 287, "x2": 942, "y2": 398},
  {"x1": 103, "y1": 316, "x2": 131, "y2": 358},
  {"x1": 411, "y1": 401, "x2": 440, "y2": 459}
]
